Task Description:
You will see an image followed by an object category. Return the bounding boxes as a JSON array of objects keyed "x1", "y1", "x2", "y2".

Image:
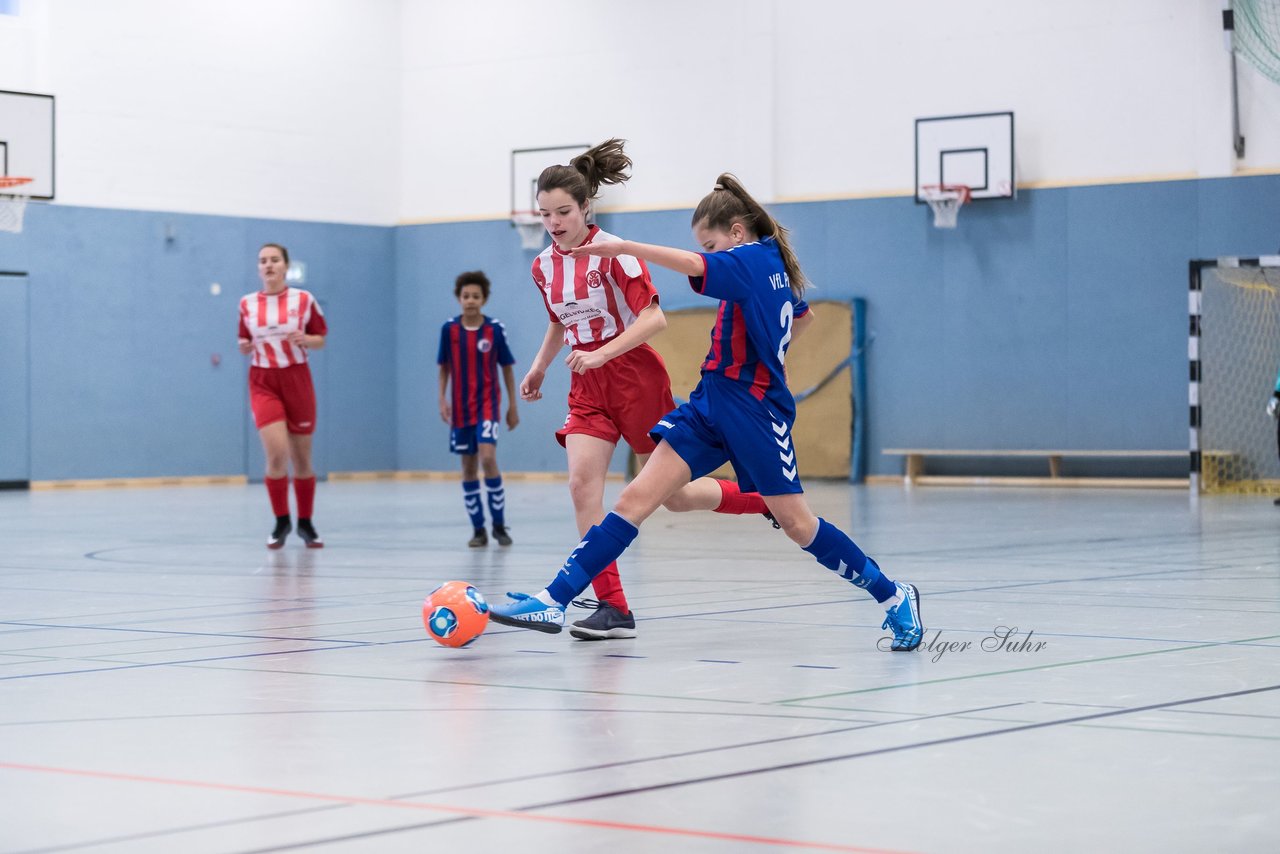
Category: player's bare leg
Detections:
[
  {"x1": 560, "y1": 434, "x2": 635, "y2": 637},
  {"x1": 259, "y1": 421, "x2": 293, "y2": 548},
  {"x1": 640, "y1": 454, "x2": 772, "y2": 524},
  {"x1": 287, "y1": 431, "x2": 322, "y2": 548},
  {"x1": 491, "y1": 441, "x2": 693, "y2": 633}
]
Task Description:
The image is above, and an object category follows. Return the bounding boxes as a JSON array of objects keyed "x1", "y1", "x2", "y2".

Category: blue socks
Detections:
[
  {"x1": 802, "y1": 517, "x2": 897, "y2": 603},
  {"x1": 462, "y1": 480, "x2": 484, "y2": 529},
  {"x1": 545, "y1": 512, "x2": 639, "y2": 605},
  {"x1": 484, "y1": 476, "x2": 505, "y2": 527}
]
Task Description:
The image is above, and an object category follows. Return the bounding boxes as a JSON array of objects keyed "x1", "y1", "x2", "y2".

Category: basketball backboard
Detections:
[
  {"x1": 915, "y1": 111, "x2": 1014, "y2": 203},
  {"x1": 0, "y1": 89, "x2": 55, "y2": 199},
  {"x1": 510, "y1": 144, "x2": 589, "y2": 215}
]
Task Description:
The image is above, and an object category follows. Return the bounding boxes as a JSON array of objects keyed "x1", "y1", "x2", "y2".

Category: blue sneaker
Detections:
[
  {"x1": 489, "y1": 593, "x2": 566, "y2": 634},
  {"x1": 881, "y1": 582, "x2": 923, "y2": 651}
]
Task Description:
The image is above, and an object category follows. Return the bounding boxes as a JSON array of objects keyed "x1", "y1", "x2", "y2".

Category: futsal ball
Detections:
[{"x1": 422, "y1": 581, "x2": 489, "y2": 648}]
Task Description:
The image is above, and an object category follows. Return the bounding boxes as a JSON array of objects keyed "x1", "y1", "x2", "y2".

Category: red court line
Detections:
[{"x1": 0, "y1": 761, "x2": 915, "y2": 853}]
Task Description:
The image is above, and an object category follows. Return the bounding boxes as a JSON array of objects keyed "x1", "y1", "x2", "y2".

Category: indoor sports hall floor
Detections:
[{"x1": 2, "y1": 480, "x2": 1277, "y2": 854}]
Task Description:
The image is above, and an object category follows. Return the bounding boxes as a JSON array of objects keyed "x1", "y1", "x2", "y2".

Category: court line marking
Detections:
[
  {"x1": 0, "y1": 761, "x2": 914, "y2": 854},
  {"x1": 778, "y1": 632, "x2": 1280, "y2": 704},
  {"x1": 507, "y1": 682, "x2": 1280, "y2": 807},
  {"x1": 0, "y1": 621, "x2": 364, "y2": 646},
  {"x1": 0, "y1": 645, "x2": 373, "y2": 681},
  {"x1": 4, "y1": 703, "x2": 1022, "y2": 852}
]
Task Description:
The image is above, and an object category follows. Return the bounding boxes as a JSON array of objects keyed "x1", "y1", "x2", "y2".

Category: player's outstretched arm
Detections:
[
  {"x1": 522, "y1": 321, "x2": 566, "y2": 402},
  {"x1": 570, "y1": 240, "x2": 704, "y2": 277}
]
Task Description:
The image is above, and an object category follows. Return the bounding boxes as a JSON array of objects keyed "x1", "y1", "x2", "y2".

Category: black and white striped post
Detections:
[{"x1": 1189, "y1": 260, "x2": 1205, "y2": 494}]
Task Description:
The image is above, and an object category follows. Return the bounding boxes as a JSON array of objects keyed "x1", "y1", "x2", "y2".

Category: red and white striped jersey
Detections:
[
  {"x1": 238, "y1": 287, "x2": 328, "y2": 368},
  {"x1": 531, "y1": 225, "x2": 659, "y2": 347}
]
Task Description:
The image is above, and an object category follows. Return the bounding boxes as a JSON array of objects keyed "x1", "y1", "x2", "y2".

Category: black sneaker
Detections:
[
  {"x1": 296, "y1": 518, "x2": 324, "y2": 549},
  {"x1": 268, "y1": 515, "x2": 291, "y2": 550},
  {"x1": 468, "y1": 527, "x2": 488, "y2": 548},
  {"x1": 569, "y1": 599, "x2": 637, "y2": 640},
  {"x1": 1274, "y1": 497, "x2": 1280, "y2": 506},
  {"x1": 491, "y1": 525, "x2": 513, "y2": 546},
  {"x1": 763, "y1": 511, "x2": 781, "y2": 530}
]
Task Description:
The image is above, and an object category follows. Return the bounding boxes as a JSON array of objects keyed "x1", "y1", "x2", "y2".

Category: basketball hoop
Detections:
[
  {"x1": 0, "y1": 177, "x2": 34, "y2": 234},
  {"x1": 920, "y1": 184, "x2": 971, "y2": 229},
  {"x1": 511, "y1": 212, "x2": 546, "y2": 251}
]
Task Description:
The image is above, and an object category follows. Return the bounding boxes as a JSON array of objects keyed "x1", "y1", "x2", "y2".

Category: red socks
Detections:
[
  {"x1": 590, "y1": 562, "x2": 630, "y2": 615},
  {"x1": 265, "y1": 476, "x2": 290, "y2": 517},
  {"x1": 294, "y1": 476, "x2": 316, "y2": 519},
  {"x1": 714, "y1": 479, "x2": 768, "y2": 515}
]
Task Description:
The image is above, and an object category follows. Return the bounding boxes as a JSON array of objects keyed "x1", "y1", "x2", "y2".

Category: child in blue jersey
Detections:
[
  {"x1": 438, "y1": 270, "x2": 519, "y2": 547},
  {"x1": 490, "y1": 175, "x2": 924, "y2": 651}
]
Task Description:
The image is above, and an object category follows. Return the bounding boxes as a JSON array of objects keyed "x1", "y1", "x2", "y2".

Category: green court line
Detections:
[
  {"x1": 1072, "y1": 722, "x2": 1280, "y2": 742},
  {"x1": 777, "y1": 632, "x2": 1280, "y2": 705},
  {"x1": 178, "y1": 661, "x2": 781, "y2": 708},
  {"x1": 888, "y1": 713, "x2": 1280, "y2": 743}
]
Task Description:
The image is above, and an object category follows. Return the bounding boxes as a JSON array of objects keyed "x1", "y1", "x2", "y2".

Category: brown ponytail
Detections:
[
  {"x1": 691, "y1": 173, "x2": 808, "y2": 298},
  {"x1": 536, "y1": 138, "x2": 632, "y2": 207}
]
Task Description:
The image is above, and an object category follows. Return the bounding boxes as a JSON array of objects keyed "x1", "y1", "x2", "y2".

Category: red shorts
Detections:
[
  {"x1": 249, "y1": 364, "x2": 317, "y2": 434},
  {"x1": 556, "y1": 342, "x2": 675, "y2": 454}
]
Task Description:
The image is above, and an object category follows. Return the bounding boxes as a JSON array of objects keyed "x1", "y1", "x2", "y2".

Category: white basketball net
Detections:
[
  {"x1": 512, "y1": 212, "x2": 545, "y2": 250},
  {"x1": 921, "y1": 185, "x2": 970, "y2": 229},
  {"x1": 0, "y1": 178, "x2": 32, "y2": 234}
]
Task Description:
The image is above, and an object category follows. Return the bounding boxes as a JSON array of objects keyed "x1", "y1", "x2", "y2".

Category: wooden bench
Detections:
[{"x1": 880, "y1": 449, "x2": 1194, "y2": 488}]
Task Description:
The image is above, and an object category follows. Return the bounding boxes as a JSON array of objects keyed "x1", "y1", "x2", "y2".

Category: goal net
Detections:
[{"x1": 1193, "y1": 257, "x2": 1280, "y2": 494}]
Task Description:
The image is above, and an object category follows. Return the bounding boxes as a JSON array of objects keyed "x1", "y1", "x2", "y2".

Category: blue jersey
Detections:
[
  {"x1": 437, "y1": 315, "x2": 515, "y2": 428},
  {"x1": 690, "y1": 238, "x2": 810, "y2": 412}
]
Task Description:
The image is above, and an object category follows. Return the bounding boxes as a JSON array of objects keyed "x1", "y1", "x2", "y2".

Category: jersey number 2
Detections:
[{"x1": 777, "y1": 302, "x2": 794, "y2": 362}]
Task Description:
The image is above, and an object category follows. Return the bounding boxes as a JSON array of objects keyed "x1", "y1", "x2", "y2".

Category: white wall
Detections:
[
  {"x1": 3, "y1": 0, "x2": 1278, "y2": 224},
  {"x1": 0, "y1": 0, "x2": 401, "y2": 224},
  {"x1": 397, "y1": 0, "x2": 779, "y2": 222},
  {"x1": 399, "y1": 0, "x2": 1280, "y2": 221}
]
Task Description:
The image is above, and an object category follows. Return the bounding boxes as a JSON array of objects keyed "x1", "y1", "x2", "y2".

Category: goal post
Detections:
[{"x1": 1189, "y1": 257, "x2": 1280, "y2": 495}]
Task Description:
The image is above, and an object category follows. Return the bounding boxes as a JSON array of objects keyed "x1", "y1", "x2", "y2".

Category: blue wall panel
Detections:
[
  {"x1": 390, "y1": 174, "x2": 1279, "y2": 479},
  {"x1": 0, "y1": 173, "x2": 1275, "y2": 481},
  {"x1": 0, "y1": 205, "x2": 396, "y2": 480},
  {"x1": 395, "y1": 220, "x2": 578, "y2": 474}
]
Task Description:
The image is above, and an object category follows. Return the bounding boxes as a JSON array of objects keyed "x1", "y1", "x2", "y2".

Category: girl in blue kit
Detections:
[{"x1": 491, "y1": 174, "x2": 924, "y2": 651}]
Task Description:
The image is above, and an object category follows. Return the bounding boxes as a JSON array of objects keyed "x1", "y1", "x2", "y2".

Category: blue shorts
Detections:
[
  {"x1": 450, "y1": 421, "x2": 499, "y2": 456},
  {"x1": 649, "y1": 375, "x2": 803, "y2": 496}
]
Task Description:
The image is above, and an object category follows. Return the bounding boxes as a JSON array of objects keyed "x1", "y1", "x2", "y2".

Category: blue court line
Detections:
[
  {"x1": 629, "y1": 600, "x2": 1280, "y2": 649},
  {"x1": 0, "y1": 705, "x2": 889, "y2": 730},
  {"x1": 0, "y1": 620, "x2": 369, "y2": 645},
  {"x1": 513, "y1": 682, "x2": 1280, "y2": 808},
  {"x1": 0, "y1": 644, "x2": 372, "y2": 681},
  {"x1": 777, "y1": 631, "x2": 1280, "y2": 704}
]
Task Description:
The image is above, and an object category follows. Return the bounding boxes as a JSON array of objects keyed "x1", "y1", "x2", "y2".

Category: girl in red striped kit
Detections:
[
  {"x1": 521, "y1": 139, "x2": 771, "y2": 640},
  {"x1": 238, "y1": 243, "x2": 328, "y2": 549}
]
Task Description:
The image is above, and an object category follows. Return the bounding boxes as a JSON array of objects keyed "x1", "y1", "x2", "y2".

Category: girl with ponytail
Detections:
[
  {"x1": 494, "y1": 173, "x2": 925, "y2": 653},
  {"x1": 517, "y1": 142, "x2": 777, "y2": 641}
]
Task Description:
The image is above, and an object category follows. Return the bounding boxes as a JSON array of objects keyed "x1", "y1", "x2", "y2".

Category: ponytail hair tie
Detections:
[{"x1": 713, "y1": 183, "x2": 724, "y2": 190}]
